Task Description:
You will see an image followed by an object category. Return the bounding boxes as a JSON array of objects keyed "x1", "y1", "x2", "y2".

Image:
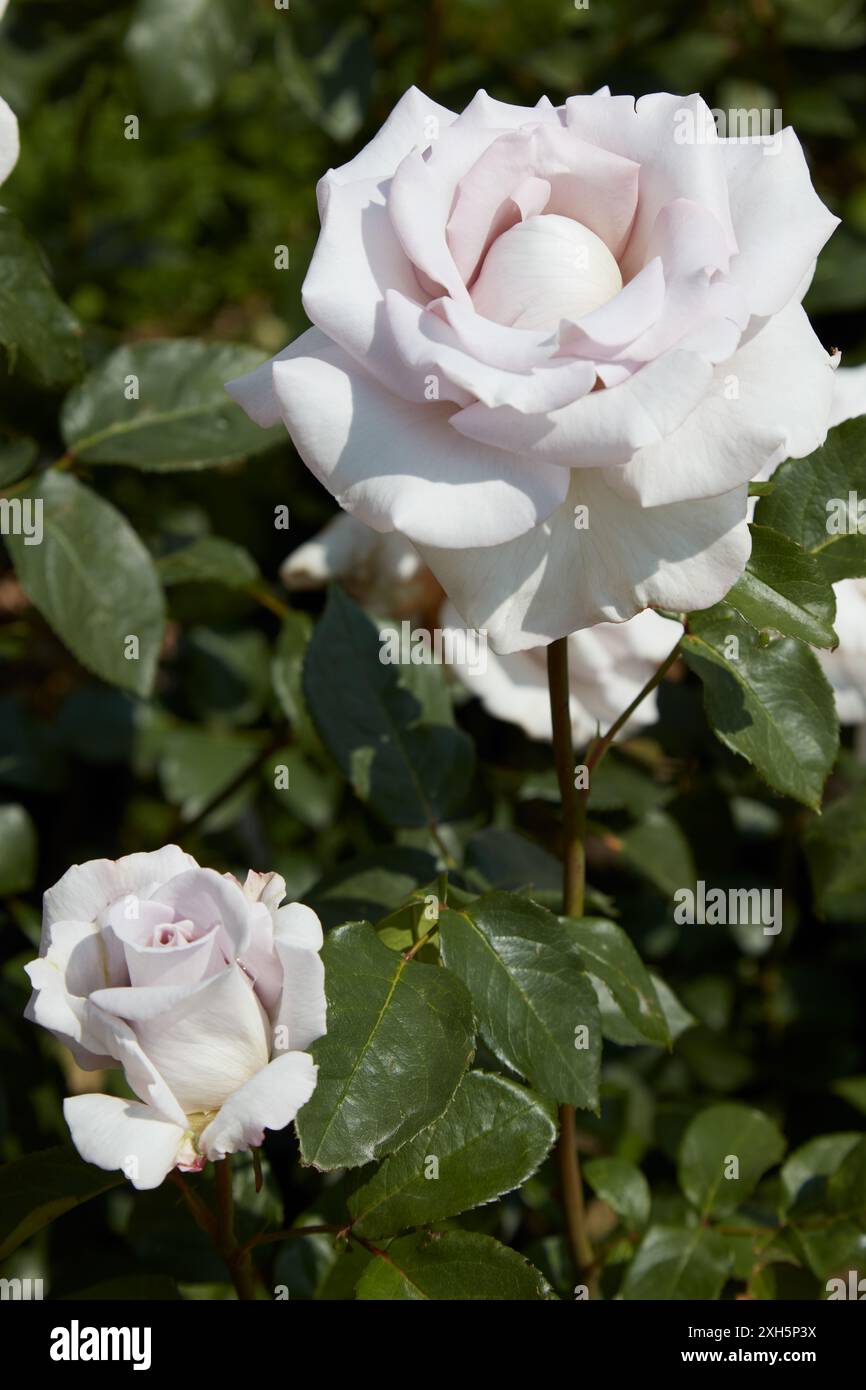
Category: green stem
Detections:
[
  {"x1": 585, "y1": 636, "x2": 682, "y2": 777},
  {"x1": 213, "y1": 1157, "x2": 258, "y2": 1301},
  {"x1": 546, "y1": 638, "x2": 594, "y2": 1290}
]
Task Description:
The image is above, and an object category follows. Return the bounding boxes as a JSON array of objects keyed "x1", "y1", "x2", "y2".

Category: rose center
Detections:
[
  {"x1": 149, "y1": 917, "x2": 195, "y2": 950},
  {"x1": 470, "y1": 213, "x2": 623, "y2": 332}
]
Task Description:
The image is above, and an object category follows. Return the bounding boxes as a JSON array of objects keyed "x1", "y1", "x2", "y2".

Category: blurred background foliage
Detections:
[{"x1": 1, "y1": 0, "x2": 866, "y2": 1300}]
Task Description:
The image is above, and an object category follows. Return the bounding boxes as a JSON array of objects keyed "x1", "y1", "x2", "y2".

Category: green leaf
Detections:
[
  {"x1": 125, "y1": 0, "x2": 248, "y2": 117},
  {"x1": 682, "y1": 606, "x2": 838, "y2": 809},
  {"x1": 347, "y1": 1072, "x2": 556, "y2": 1238},
  {"x1": 272, "y1": 609, "x2": 319, "y2": 748},
  {"x1": 0, "y1": 209, "x2": 83, "y2": 387},
  {"x1": 61, "y1": 340, "x2": 281, "y2": 471},
  {"x1": 755, "y1": 416, "x2": 866, "y2": 584},
  {"x1": 826, "y1": 1136, "x2": 866, "y2": 1214},
  {"x1": 303, "y1": 587, "x2": 474, "y2": 827},
  {"x1": 782, "y1": 1134, "x2": 866, "y2": 1280},
  {"x1": 651, "y1": 974, "x2": 696, "y2": 1042},
  {"x1": 464, "y1": 827, "x2": 562, "y2": 895},
  {"x1": 275, "y1": 18, "x2": 374, "y2": 143},
  {"x1": 584, "y1": 1156, "x2": 651, "y2": 1229},
  {"x1": 156, "y1": 727, "x2": 266, "y2": 826},
  {"x1": 438, "y1": 892, "x2": 601, "y2": 1109},
  {"x1": 620, "y1": 1226, "x2": 733, "y2": 1300},
  {"x1": 6, "y1": 473, "x2": 166, "y2": 696},
  {"x1": 832, "y1": 1077, "x2": 866, "y2": 1116},
  {"x1": 0, "y1": 803, "x2": 37, "y2": 894},
  {"x1": 804, "y1": 782, "x2": 866, "y2": 919},
  {"x1": 157, "y1": 536, "x2": 259, "y2": 588},
  {"x1": 725, "y1": 524, "x2": 838, "y2": 647},
  {"x1": 307, "y1": 848, "x2": 439, "y2": 932},
  {"x1": 678, "y1": 1103, "x2": 786, "y2": 1217},
  {"x1": 0, "y1": 1146, "x2": 124, "y2": 1260},
  {"x1": 354, "y1": 1230, "x2": 555, "y2": 1300},
  {"x1": 561, "y1": 916, "x2": 669, "y2": 1046},
  {"x1": 619, "y1": 808, "x2": 696, "y2": 900},
  {"x1": 295, "y1": 923, "x2": 475, "y2": 1171}
]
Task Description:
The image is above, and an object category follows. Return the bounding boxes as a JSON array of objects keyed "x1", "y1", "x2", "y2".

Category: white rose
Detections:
[
  {"x1": 24, "y1": 846, "x2": 326, "y2": 1189},
  {"x1": 227, "y1": 86, "x2": 839, "y2": 652}
]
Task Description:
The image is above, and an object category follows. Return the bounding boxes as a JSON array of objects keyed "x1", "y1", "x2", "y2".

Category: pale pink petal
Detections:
[
  {"x1": 446, "y1": 124, "x2": 639, "y2": 283},
  {"x1": 558, "y1": 257, "x2": 666, "y2": 358},
  {"x1": 607, "y1": 302, "x2": 835, "y2": 506},
  {"x1": 92, "y1": 965, "x2": 271, "y2": 1114},
  {"x1": 64, "y1": 1095, "x2": 186, "y2": 1191},
  {"x1": 151, "y1": 867, "x2": 253, "y2": 958},
  {"x1": 225, "y1": 328, "x2": 323, "y2": 429},
  {"x1": 565, "y1": 92, "x2": 738, "y2": 279},
  {"x1": 829, "y1": 363, "x2": 866, "y2": 428},
  {"x1": 0, "y1": 96, "x2": 18, "y2": 185},
  {"x1": 385, "y1": 289, "x2": 596, "y2": 411},
  {"x1": 418, "y1": 471, "x2": 750, "y2": 652},
  {"x1": 270, "y1": 337, "x2": 571, "y2": 547},
  {"x1": 302, "y1": 182, "x2": 428, "y2": 396},
  {"x1": 25, "y1": 924, "x2": 117, "y2": 1070},
  {"x1": 720, "y1": 127, "x2": 840, "y2": 317},
  {"x1": 328, "y1": 86, "x2": 458, "y2": 185},
  {"x1": 433, "y1": 297, "x2": 559, "y2": 371},
  {"x1": 42, "y1": 846, "x2": 198, "y2": 936},
  {"x1": 200, "y1": 1052, "x2": 318, "y2": 1161},
  {"x1": 451, "y1": 349, "x2": 713, "y2": 469}
]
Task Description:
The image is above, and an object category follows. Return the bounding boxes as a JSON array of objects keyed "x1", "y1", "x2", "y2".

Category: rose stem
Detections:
[
  {"x1": 546, "y1": 637, "x2": 594, "y2": 1288},
  {"x1": 213, "y1": 1156, "x2": 258, "y2": 1301},
  {"x1": 546, "y1": 629, "x2": 683, "y2": 1293}
]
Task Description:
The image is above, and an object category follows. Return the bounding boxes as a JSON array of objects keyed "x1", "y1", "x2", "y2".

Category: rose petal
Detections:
[
  {"x1": 199, "y1": 1052, "x2": 318, "y2": 1161},
  {"x1": 0, "y1": 96, "x2": 18, "y2": 185},
  {"x1": 270, "y1": 336, "x2": 571, "y2": 547},
  {"x1": 42, "y1": 845, "x2": 198, "y2": 937},
  {"x1": 452, "y1": 348, "x2": 714, "y2": 469},
  {"x1": 565, "y1": 92, "x2": 738, "y2": 279},
  {"x1": 328, "y1": 85, "x2": 457, "y2": 185},
  {"x1": 302, "y1": 182, "x2": 432, "y2": 396},
  {"x1": 606, "y1": 301, "x2": 835, "y2": 506},
  {"x1": 446, "y1": 124, "x2": 640, "y2": 283},
  {"x1": 92, "y1": 965, "x2": 271, "y2": 1114},
  {"x1": 829, "y1": 363, "x2": 866, "y2": 429},
  {"x1": 385, "y1": 289, "x2": 597, "y2": 412},
  {"x1": 720, "y1": 127, "x2": 840, "y2": 317},
  {"x1": 150, "y1": 867, "x2": 252, "y2": 959},
  {"x1": 63, "y1": 1095, "x2": 186, "y2": 1191},
  {"x1": 418, "y1": 469, "x2": 750, "y2": 651}
]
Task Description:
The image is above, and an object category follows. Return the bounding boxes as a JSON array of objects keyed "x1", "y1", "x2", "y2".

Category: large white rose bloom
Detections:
[
  {"x1": 227, "y1": 86, "x2": 839, "y2": 652},
  {"x1": 25, "y1": 848, "x2": 326, "y2": 1189}
]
